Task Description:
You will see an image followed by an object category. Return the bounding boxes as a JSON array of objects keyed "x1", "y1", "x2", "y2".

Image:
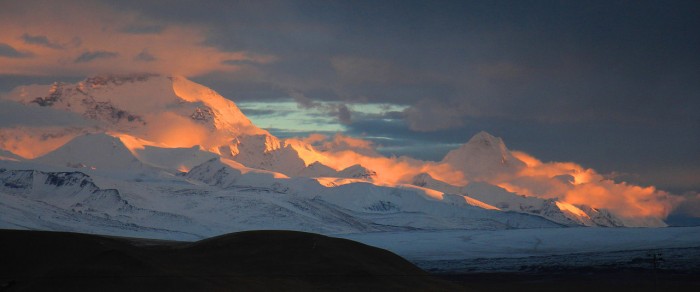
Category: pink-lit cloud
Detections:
[
  {"x1": 0, "y1": 0, "x2": 274, "y2": 77},
  {"x1": 496, "y1": 151, "x2": 683, "y2": 225}
]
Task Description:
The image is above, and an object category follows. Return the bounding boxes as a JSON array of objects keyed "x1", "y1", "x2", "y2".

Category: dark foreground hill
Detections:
[{"x1": 0, "y1": 229, "x2": 459, "y2": 291}]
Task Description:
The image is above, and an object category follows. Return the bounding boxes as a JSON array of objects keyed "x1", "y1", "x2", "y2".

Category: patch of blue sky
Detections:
[
  {"x1": 238, "y1": 100, "x2": 344, "y2": 132},
  {"x1": 238, "y1": 99, "x2": 408, "y2": 134}
]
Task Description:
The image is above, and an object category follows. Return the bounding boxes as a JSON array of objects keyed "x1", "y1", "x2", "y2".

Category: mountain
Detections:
[
  {"x1": 336, "y1": 164, "x2": 377, "y2": 180},
  {"x1": 6, "y1": 74, "x2": 261, "y2": 135},
  {"x1": 463, "y1": 182, "x2": 624, "y2": 227},
  {"x1": 3, "y1": 74, "x2": 349, "y2": 178},
  {"x1": 184, "y1": 157, "x2": 560, "y2": 231},
  {"x1": 297, "y1": 161, "x2": 338, "y2": 177},
  {"x1": 413, "y1": 172, "x2": 465, "y2": 195},
  {"x1": 4, "y1": 74, "x2": 267, "y2": 156},
  {"x1": 0, "y1": 74, "x2": 667, "y2": 241},
  {"x1": 228, "y1": 134, "x2": 308, "y2": 176},
  {"x1": 32, "y1": 133, "x2": 146, "y2": 170},
  {"x1": 0, "y1": 168, "x2": 130, "y2": 209},
  {"x1": 411, "y1": 172, "x2": 624, "y2": 227}
]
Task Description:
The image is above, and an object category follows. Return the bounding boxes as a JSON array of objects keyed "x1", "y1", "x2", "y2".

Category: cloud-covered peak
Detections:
[
  {"x1": 466, "y1": 131, "x2": 505, "y2": 149},
  {"x1": 442, "y1": 131, "x2": 525, "y2": 179}
]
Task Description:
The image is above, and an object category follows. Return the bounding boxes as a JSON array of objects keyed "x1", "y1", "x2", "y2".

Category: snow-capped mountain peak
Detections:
[
  {"x1": 4, "y1": 74, "x2": 270, "y2": 156},
  {"x1": 170, "y1": 75, "x2": 264, "y2": 136},
  {"x1": 32, "y1": 133, "x2": 145, "y2": 170}
]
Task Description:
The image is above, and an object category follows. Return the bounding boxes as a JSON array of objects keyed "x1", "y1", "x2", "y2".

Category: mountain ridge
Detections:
[{"x1": 0, "y1": 74, "x2": 674, "y2": 237}]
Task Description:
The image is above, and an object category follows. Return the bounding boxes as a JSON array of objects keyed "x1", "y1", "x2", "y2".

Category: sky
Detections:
[{"x1": 1, "y1": 0, "x2": 699, "y2": 222}]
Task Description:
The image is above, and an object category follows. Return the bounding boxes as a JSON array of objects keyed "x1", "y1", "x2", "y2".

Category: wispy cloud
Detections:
[
  {"x1": 0, "y1": 0, "x2": 274, "y2": 76},
  {"x1": 21, "y1": 33, "x2": 64, "y2": 49},
  {"x1": 134, "y1": 49, "x2": 156, "y2": 62},
  {"x1": 0, "y1": 43, "x2": 32, "y2": 58},
  {"x1": 74, "y1": 50, "x2": 119, "y2": 63}
]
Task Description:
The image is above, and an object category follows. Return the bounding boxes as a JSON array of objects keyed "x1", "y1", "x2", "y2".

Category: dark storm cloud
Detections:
[
  {"x1": 74, "y1": 50, "x2": 118, "y2": 63},
  {"x1": 0, "y1": 43, "x2": 32, "y2": 58},
  {"x1": 21, "y1": 33, "x2": 64, "y2": 49},
  {"x1": 125, "y1": 0, "x2": 700, "y2": 130}
]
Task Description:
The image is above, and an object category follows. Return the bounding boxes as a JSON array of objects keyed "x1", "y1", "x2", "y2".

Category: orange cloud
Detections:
[
  {"x1": 289, "y1": 134, "x2": 466, "y2": 185},
  {"x1": 130, "y1": 112, "x2": 240, "y2": 154},
  {"x1": 322, "y1": 150, "x2": 467, "y2": 186},
  {"x1": 499, "y1": 150, "x2": 682, "y2": 224},
  {"x1": 290, "y1": 135, "x2": 682, "y2": 224},
  {"x1": 0, "y1": 0, "x2": 274, "y2": 77},
  {"x1": 0, "y1": 126, "x2": 86, "y2": 159},
  {"x1": 298, "y1": 133, "x2": 328, "y2": 145},
  {"x1": 318, "y1": 133, "x2": 380, "y2": 156}
]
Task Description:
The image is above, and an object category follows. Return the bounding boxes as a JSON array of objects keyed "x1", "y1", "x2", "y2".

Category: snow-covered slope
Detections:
[
  {"x1": 336, "y1": 164, "x2": 377, "y2": 180},
  {"x1": 32, "y1": 133, "x2": 146, "y2": 170},
  {"x1": 464, "y1": 182, "x2": 623, "y2": 227},
  {"x1": 413, "y1": 173, "x2": 465, "y2": 195},
  {"x1": 229, "y1": 134, "x2": 308, "y2": 176},
  {"x1": 412, "y1": 172, "x2": 624, "y2": 227},
  {"x1": 297, "y1": 161, "x2": 338, "y2": 177},
  {"x1": 115, "y1": 133, "x2": 218, "y2": 172},
  {"x1": 338, "y1": 227, "x2": 700, "y2": 272},
  {"x1": 5, "y1": 74, "x2": 262, "y2": 136},
  {"x1": 0, "y1": 158, "x2": 563, "y2": 240},
  {"x1": 185, "y1": 157, "x2": 290, "y2": 189},
  {"x1": 0, "y1": 168, "x2": 123, "y2": 210},
  {"x1": 184, "y1": 157, "x2": 558, "y2": 231}
]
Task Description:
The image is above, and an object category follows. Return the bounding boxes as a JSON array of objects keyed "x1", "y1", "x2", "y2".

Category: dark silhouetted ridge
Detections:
[{"x1": 0, "y1": 229, "x2": 460, "y2": 291}]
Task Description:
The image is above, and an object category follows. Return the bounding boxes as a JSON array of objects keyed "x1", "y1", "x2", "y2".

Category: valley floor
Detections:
[
  {"x1": 438, "y1": 268, "x2": 700, "y2": 292},
  {"x1": 336, "y1": 226, "x2": 700, "y2": 272},
  {"x1": 339, "y1": 227, "x2": 700, "y2": 291},
  {"x1": 336, "y1": 227, "x2": 700, "y2": 262}
]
